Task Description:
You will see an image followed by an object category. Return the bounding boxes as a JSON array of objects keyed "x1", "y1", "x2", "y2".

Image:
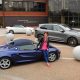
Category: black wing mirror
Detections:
[{"x1": 60, "y1": 30, "x2": 65, "y2": 33}]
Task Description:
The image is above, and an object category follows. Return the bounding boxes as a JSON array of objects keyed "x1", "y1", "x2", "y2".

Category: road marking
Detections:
[
  {"x1": 60, "y1": 57, "x2": 74, "y2": 60},
  {"x1": 0, "y1": 73, "x2": 25, "y2": 80},
  {"x1": 0, "y1": 34, "x2": 5, "y2": 37},
  {"x1": 54, "y1": 46, "x2": 72, "y2": 48},
  {"x1": 50, "y1": 44, "x2": 72, "y2": 48}
]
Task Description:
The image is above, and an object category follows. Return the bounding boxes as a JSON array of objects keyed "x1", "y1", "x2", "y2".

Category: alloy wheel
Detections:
[
  {"x1": 68, "y1": 38, "x2": 77, "y2": 47},
  {"x1": 48, "y1": 53, "x2": 57, "y2": 62},
  {"x1": 0, "y1": 58, "x2": 11, "y2": 69}
]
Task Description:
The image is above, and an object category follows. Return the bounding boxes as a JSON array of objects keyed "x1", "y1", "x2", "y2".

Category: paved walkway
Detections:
[{"x1": 0, "y1": 28, "x2": 6, "y2": 35}]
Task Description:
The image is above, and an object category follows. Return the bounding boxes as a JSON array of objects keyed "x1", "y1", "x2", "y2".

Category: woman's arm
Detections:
[{"x1": 37, "y1": 37, "x2": 43, "y2": 48}]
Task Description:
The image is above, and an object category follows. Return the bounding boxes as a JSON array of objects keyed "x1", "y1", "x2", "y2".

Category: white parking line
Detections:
[
  {"x1": 50, "y1": 44, "x2": 72, "y2": 48},
  {"x1": 60, "y1": 57, "x2": 74, "y2": 60},
  {"x1": 0, "y1": 73, "x2": 25, "y2": 80},
  {"x1": 0, "y1": 34, "x2": 6, "y2": 37},
  {"x1": 55, "y1": 46, "x2": 72, "y2": 48}
]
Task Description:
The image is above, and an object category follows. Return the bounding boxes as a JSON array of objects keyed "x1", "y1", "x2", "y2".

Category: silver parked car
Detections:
[{"x1": 35, "y1": 23, "x2": 80, "y2": 46}]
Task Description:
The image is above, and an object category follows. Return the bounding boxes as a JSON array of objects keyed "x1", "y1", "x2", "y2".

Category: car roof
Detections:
[
  {"x1": 39, "y1": 23, "x2": 62, "y2": 26},
  {"x1": 13, "y1": 25, "x2": 24, "y2": 27},
  {"x1": 10, "y1": 39, "x2": 33, "y2": 47}
]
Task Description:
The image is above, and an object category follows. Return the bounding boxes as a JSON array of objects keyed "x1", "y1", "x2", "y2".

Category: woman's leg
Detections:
[
  {"x1": 42, "y1": 50, "x2": 50, "y2": 66},
  {"x1": 43, "y1": 50, "x2": 49, "y2": 62}
]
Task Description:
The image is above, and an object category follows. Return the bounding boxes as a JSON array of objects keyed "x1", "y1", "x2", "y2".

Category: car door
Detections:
[
  {"x1": 16, "y1": 45, "x2": 42, "y2": 62},
  {"x1": 16, "y1": 25, "x2": 25, "y2": 33},
  {"x1": 40, "y1": 24, "x2": 62, "y2": 41},
  {"x1": 12, "y1": 25, "x2": 19, "y2": 33},
  {"x1": 49, "y1": 24, "x2": 68, "y2": 42}
]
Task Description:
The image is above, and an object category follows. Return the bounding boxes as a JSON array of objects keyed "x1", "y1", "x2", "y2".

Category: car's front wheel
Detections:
[
  {"x1": 0, "y1": 57, "x2": 12, "y2": 69},
  {"x1": 48, "y1": 52, "x2": 57, "y2": 62},
  {"x1": 67, "y1": 37, "x2": 78, "y2": 47}
]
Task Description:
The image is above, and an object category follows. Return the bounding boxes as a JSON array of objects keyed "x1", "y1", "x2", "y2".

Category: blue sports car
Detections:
[{"x1": 0, "y1": 39, "x2": 60, "y2": 69}]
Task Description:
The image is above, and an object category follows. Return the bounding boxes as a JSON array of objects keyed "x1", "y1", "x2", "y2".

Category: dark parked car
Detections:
[
  {"x1": 35, "y1": 23, "x2": 80, "y2": 46},
  {"x1": 0, "y1": 39, "x2": 60, "y2": 69}
]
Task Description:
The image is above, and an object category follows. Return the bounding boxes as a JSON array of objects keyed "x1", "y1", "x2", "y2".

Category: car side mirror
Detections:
[{"x1": 60, "y1": 30, "x2": 65, "y2": 33}]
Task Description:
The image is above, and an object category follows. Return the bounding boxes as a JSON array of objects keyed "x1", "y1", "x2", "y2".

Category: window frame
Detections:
[{"x1": 4, "y1": 1, "x2": 46, "y2": 12}]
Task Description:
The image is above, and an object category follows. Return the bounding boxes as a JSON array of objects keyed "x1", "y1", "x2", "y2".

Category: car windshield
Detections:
[
  {"x1": 7, "y1": 40, "x2": 37, "y2": 49},
  {"x1": 13, "y1": 25, "x2": 24, "y2": 27},
  {"x1": 19, "y1": 44, "x2": 36, "y2": 50},
  {"x1": 61, "y1": 24, "x2": 71, "y2": 31},
  {"x1": 6, "y1": 42, "x2": 14, "y2": 48}
]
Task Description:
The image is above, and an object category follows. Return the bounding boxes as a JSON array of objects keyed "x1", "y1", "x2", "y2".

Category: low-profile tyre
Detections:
[
  {"x1": 48, "y1": 52, "x2": 57, "y2": 62},
  {"x1": 9, "y1": 30, "x2": 14, "y2": 34},
  {"x1": 0, "y1": 57, "x2": 12, "y2": 69},
  {"x1": 67, "y1": 37, "x2": 78, "y2": 47}
]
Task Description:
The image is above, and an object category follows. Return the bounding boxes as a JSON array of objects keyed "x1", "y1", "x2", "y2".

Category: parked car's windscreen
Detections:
[
  {"x1": 53, "y1": 25, "x2": 63, "y2": 31},
  {"x1": 61, "y1": 24, "x2": 71, "y2": 31},
  {"x1": 13, "y1": 25, "x2": 24, "y2": 28}
]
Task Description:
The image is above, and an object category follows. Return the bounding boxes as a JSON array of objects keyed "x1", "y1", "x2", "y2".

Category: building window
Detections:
[
  {"x1": 4, "y1": 1, "x2": 46, "y2": 12},
  {"x1": 12, "y1": 1, "x2": 25, "y2": 11},
  {"x1": 0, "y1": 4, "x2": 2, "y2": 10},
  {"x1": 32, "y1": 2, "x2": 46, "y2": 12},
  {"x1": 0, "y1": 0, "x2": 2, "y2": 11},
  {"x1": 49, "y1": 0, "x2": 80, "y2": 28}
]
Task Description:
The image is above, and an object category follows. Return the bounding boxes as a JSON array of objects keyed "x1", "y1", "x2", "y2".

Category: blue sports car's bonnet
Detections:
[{"x1": 0, "y1": 39, "x2": 60, "y2": 69}]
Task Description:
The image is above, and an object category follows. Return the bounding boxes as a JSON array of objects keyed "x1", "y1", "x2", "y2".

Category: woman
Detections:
[{"x1": 37, "y1": 32, "x2": 50, "y2": 66}]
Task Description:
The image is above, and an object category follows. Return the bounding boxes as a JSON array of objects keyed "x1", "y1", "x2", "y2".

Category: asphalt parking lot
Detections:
[{"x1": 0, "y1": 33, "x2": 80, "y2": 80}]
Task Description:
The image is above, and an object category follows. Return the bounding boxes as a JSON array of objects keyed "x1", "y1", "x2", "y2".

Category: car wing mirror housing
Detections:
[{"x1": 60, "y1": 30, "x2": 65, "y2": 32}]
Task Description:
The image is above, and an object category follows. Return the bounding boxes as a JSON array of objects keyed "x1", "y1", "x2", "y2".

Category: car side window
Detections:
[
  {"x1": 40, "y1": 25, "x2": 53, "y2": 30},
  {"x1": 53, "y1": 25, "x2": 63, "y2": 31},
  {"x1": 40, "y1": 25, "x2": 47, "y2": 29},
  {"x1": 47, "y1": 25, "x2": 53, "y2": 30},
  {"x1": 19, "y1": 45, "x2": 35, "y2": 50}
]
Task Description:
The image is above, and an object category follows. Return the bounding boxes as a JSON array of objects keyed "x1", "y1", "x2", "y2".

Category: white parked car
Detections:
[{"x1": 6, "y1": 25, "x2": 34, "y2": 34}]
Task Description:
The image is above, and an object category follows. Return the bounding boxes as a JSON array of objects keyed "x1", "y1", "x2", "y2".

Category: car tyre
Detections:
[
  {"x1": 48, "y1": 52, "x2": 57, "y2": 62},
  {"x1": 9, "y1": 30, "x2": 14, "y2": 34},
  {"x1": 0, "y1": 57, "x2": 12, "y2": 69},
  {"x1": 67, "y1": 37, "x2": 78, "y2": 47}
]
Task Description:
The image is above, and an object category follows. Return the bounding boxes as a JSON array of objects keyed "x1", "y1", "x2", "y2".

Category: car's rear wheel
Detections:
[
  {"x1": 67, "y1": 37, "x2": 78, "y2": 47},
  {"x1": 0, "y1": 57, "x2": 12, "y2": 69},
  {"x1": 48, "y1": 52, "x2": 57, "y2": 62},
  {"x1": 9, "y1": 30, "x2": 14, "y2": 34}
]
